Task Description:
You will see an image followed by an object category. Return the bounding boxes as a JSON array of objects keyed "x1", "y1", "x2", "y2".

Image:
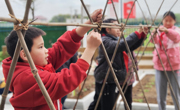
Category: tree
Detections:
[
  {"x1": 175, "y1": 13, "x2": 180, "y2": 24},
  {"x1": 50, "y1": 14, "x2": 71, "y2": 22},
  {"x1": 19, "y1": 0, "x2": 42, "y2": 20}
]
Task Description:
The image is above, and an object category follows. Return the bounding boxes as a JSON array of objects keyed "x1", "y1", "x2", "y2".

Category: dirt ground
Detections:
[
  {"x1": 67, "y1": 74, "x2": 173, "y2": 105},
  {"x1": 133, "y1": 74, "x2": 173, "y2": 105}
]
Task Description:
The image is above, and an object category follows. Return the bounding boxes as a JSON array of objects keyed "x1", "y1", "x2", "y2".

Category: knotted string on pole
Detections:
[
  {"x1": 109, "y1": 0, "x2": 151, "y2": 110},
  {"x1": 0, "y1": 0, "x2": 179, "y2": 110},
  {"x1": 0, "y1": 0, "x2": 56, "y2": 110},
  {"x1": 121, "y1": 0, "x2": 180, "y2": 109}
]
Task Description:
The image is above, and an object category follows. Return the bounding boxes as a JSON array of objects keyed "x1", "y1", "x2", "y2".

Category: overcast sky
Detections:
[{"x1": 0, "y1": 0, "x2": 180, "y2": 22}]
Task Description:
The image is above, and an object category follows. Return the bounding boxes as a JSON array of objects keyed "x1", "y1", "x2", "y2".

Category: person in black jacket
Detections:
[{"x1": 88, "y1": 18, "x2": 148, "y2": 110}]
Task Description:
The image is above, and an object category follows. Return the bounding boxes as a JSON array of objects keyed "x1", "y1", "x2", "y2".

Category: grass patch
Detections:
[{"x1": 0, "y1": 51, "x2": 9, "y2": 62}]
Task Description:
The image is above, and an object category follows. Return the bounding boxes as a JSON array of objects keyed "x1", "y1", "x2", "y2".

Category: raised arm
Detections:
[
  {"x1": 159, "y1": 26, "x2": 180, "y2": 43},
  {"x1": 80, "y1": 30, "x2": 102, "y2": 64},
  {"x1": 48, "y1": 9, "x2": 102, "y2": 69},
  {"x1": 103, "y1": 27, "x2": 148, "y2": 54},
  {"x1": 76, "y1": 9, "x2": 103, "y2": 37}
]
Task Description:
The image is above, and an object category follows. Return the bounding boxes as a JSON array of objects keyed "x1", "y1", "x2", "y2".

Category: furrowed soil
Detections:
[{"x1": 67, "y1": 74, "x2": 173, "y2": 105}]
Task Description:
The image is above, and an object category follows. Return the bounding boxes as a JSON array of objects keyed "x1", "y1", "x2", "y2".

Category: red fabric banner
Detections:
[
  {"x1": 108, "y1": 0, "x2": 119, "y2": 4},
  {"x1": 123, "y1": 1, "x2": 136, "y2": 18}
]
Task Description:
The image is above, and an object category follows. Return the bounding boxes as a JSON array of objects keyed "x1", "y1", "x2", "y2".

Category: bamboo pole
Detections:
[
  {"x1": 116, "y1": 0, "x2": 180, "y2": 109},
  {"x1": 16, "y1": 30, "x2": 56, "y2": 110},
  {"x1": 0, "y1": 0, "x2": 179, "y2": 109},
  {"x1": 150, "y1": 30, "x2": 180, "y2": 110},
  {"x1": 79, "y1": 0, "x2": 130, "y2": 110},
  {"x1": 134, "y1": 0, "x2": 149, "y2": 59},
  {"x1": 117, "y1": 70, "x2": 134, "y2": 110},
  {"x1": 94, "y1": 0, "x2": 139, "y2": 110},
  {"x1": 133, "y1": 0, "x2": 165, "y2": 58},
  {"x1": 73, "y1": 0, "x2": 110, "y2": 109},
  {"x1": 94, "y1": 0, "x2": 131, "y2": 109},
  {"x1": 0, "y1": 0, "x2": 26, "y2": 109},
  {"x1": 0, "y1": 0, "x2": 56, "y2": 110},
  {"x1": 0, "y1": 17, "x2": 158, "y2": 29},
  {"x1": 111, "y1": 0, "x2": 151, "y2": 110},
  {"x1": 113, "y1": 0, "x2": 152, "y2": 105},
  {"x1": 144, "y1": 0, "x2": 153, "y2": 24},
  {"x1": 73, "y1": 56, "x2": 94, "y2": 110},
  {"x1": 125, "y1": 1, "x2": 180, "y2": 109},
  {"x1": 137, "y1": 0, "x2": 180, "y2": 93}
]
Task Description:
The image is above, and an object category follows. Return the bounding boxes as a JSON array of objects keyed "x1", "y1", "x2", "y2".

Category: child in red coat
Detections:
[{"x1": 2, "y1": 9, "x2": 102, "y2": 110}]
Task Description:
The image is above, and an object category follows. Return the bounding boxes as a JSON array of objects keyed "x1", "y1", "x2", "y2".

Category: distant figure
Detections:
[
  {"x1": 122, "y1": 52, "x2": 138, "y2": 110},
  {"x1": 0, "y1": 78, "x2": 11, "y2": 94},
  {"x1": 56, "y1": 52, "x2": 78, "y2": 109},
  {"x1": 150, "y1": 11, "x2": 180, "y2": 110}
]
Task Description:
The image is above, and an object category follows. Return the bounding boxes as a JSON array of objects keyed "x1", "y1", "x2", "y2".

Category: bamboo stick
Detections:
[
  {"x1": 0, "y1": 0, "x2": 56, "y2": 110},
  {"x1": 73, "y1": 56, "x2": 94, "y2": 110},
  {"x1": 150, "y1": 30, "x2": 180, "y2": 110},
  {"x1": 137, "y1": 0, "x2": 180, "y2": 93},
  {"x1": 94, "y1": 0, "x2": 137, "y2": 109},
  {"x1": 120, "y1": 1, "x2": 180, "y2": 109},
  {"x1": 0, "y1": 17, "x2": 158, "y2": 29},
  {"x1": 0, "y1": 0, "x2": 23, "y2": 109},
  {"x1": 111, "y1": 0, "x2": 151, "y2": 110},
  {"x1": 79, "y1": 0, "x2": 130, "y2": 110},
  {"x1": 16, "y1": 30, "x2": 56, "y2": 110},
  {"x1": 116, "y1": 0, "x2": 179, "y2": 109}
]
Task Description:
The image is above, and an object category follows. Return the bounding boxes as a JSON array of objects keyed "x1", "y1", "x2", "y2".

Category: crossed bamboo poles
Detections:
[
  {"x1": 0, "y1": 1, "x2": 142, "y2": 110},
  {"x1": 80, "y1": 0, "x2": 131, "y2": 110},
  {"x1": 118, "y1": 0, "x2": 180, "y2": 109},
  {"x1": 137, "y1": 0, "x2": 180, "y2": 94},
  {"x1": 114, "y1": 1, "x2": 179, "y2": 107},
  {"x1": 110, "y1": 0, "x2": 151, "y2": 110},
  {"x1": 0, "y1": 0, "x2": 56, "y2": 110},
  {"x1": 0, "y1": 0, "x2": 179, "y2": 110},
  {"x1": 73, "y1": 0, "x2": 110, "y2": 109},
  {"x1": 78, "y1": 0, "x2": 151, "y2": 110},
  {"x1": 78, "y1": 0, "x2": 179, "y2": 110},
  {"x1": 0, "y1": 17, "x2": 158, "y2": 29}
]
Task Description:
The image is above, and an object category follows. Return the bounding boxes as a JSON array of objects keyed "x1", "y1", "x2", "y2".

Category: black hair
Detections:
[
  {"x1": 163, "y1": 11, "x2": 176, "y2": 21},
  {"x1": 100, "y1": 18, "x2": 117, "y2": 34},
  {"x1": 5, "y1": 27, "x2": 46, "y2": 62}
]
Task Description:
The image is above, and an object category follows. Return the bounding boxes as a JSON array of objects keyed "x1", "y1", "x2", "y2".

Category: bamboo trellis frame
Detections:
[
  {"x1": 0, "y1": 17, "x2": 158, "y2": 29},
  {"x1": 80, "y1": 0, "x2": 130, "y2": 110},
  {"x1": 110, "y1": 0, "x2": 151, "y2": 110},
  {"x1": 0, "y1": 0, "x2": 179, "y2": 110},
  {"x1": 0, "y1": 0, "x2": 56, "y2": 110},
  {"x1": 116, "y1": 0, "x2": 180, "y2": 109}
]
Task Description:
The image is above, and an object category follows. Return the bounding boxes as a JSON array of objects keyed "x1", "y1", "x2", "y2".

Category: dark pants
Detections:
[
  {"x1": 88, "y1": 82, "x2": 132, "y2": 110},
  {"x1": 124, "y1": 84, "x2": 132, "y2": 110},
  {"x1": 61, "y1": 95, "x2": 67, "y2": 109}
]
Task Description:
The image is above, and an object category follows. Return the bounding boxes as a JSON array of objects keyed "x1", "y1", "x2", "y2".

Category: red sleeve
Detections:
[
  {"x1": 123, "y1": 51, "x2": 128, "y2": 73},
  {"x1": 135, "y1": 31, "x2": 146, "y2": 39},
  {"x1": 70, "y1": 28, "x2": 83, "y2": 42},
  {"x1": 134, "y1": 31, "x2": 141, "y2": 39},
  {"x1": 141, "y1": 32, "x2": 146, "y2": 39},
  {"x1": 47, "y1": 29, "x2": 83, "y2": 70},
  {"x1": 16, "y1": 59, "x2": 89, "y2": 107},
  {"x1": 37, "y1": 58, "x2": 89, "y2": 102}
]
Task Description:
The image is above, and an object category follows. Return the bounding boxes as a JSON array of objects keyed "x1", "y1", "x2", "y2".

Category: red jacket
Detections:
[{"x1": 2, "y1": 29, "x2": 89, "y2": 110}]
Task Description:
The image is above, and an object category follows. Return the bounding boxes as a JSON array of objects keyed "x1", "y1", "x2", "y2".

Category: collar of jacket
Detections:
[{"x1": 104, "y1": 33, "x2": 119, "y2": 40}]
